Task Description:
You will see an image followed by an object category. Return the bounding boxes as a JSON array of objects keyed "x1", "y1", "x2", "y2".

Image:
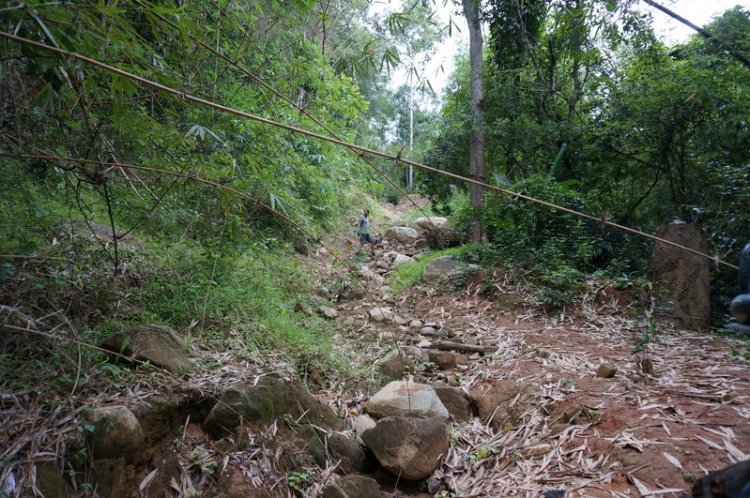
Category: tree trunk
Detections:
[{"x1": 462, "y1": 0, "x2": 486, "y2": 243}]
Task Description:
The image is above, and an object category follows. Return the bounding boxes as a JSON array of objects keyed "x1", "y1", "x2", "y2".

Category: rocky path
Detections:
[{"x1": 309, "y1": 209, "x2": 750, "y2": 497}]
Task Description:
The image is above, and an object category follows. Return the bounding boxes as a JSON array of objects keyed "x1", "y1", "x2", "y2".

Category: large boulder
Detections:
[
  {"x1": 102, "y1": 325, "x2": 193, "y2": 375},
  {"x1": 425, "y1": 227, "x2": 463, "y2": 250},
  {"x1": 86, "y1": 406, "x2": 145, "y2": 462},
  {"x1": 471, "y1": 380, "x2": 529, "y2": 431},
  {"x1": 423, "y1": 256, "x2": 470, "y2": 284},
  {"x1": 413, "y1": 217, "x2": 448, "y2": 230},
  {"x1": 432, "y1": 385, "x2": 472, "y2": 422},
  {"x1": 328, "y1": 433, "x2": 371, "y2": 474},
  {"x1": 361, "y1": 415, "x2": 449, "y2": 480},
  {"x1": 323, "y1": 475, "x2": 381, "y2": 498},
  {"x1": 650, "y1": 223, "x2": 710, "y2": 330},
  {"x1": 691, "y1": 459, "x2": 750, "y2": 497},
  {"x1": 385, "y1": 227, "x2": 419, "y2": 244},
  {"x1": 204, "y1": 377, "x2": 344, "y2": 438},
  {"x1": 364, "y1": 381, "x2": 448, "y2": 419},
  {"x1": 379, "y1": 355, "x2": 415, "y2": 381}
]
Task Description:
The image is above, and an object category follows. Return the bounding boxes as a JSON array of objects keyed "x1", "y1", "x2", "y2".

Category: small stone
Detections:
[
  {"x1": 641, "y1": 358, "x2": 655, "y2": 375},
  {"x1": 464, "y1": 337, "x2": 479, "y2": 346},
  {"x1": 596, "y1": 364, "x2": 617, "y2": 378},
  {"x1": 319, "y1": 306, "x2": 338, "y2": 319},
  {"x1": 295, "y1": 302, "x2": 315, "y2": 316},
  {"x1": 424, "y1": 321, "x2": 438, "y2": 327},
  {"x1": 469, "y1": 353, "x2": 481, "y2": 360},
  {"x1": 420, "y1": 326, "x2": 437, "y2": 335},
  {"x1": 409, "y1": 319, "x2": 424, "y2": 328},
  {"x1": 393, "y1": 315, "x2": 408, "y2": 325},
  {"x1": 369, "y1": 307, "x2": 394, "y2": 322},
  {"x1": 550, "y1": 424, "x2": 568, "y2": 436},
  {"x1": 524, "y1": 443, "x2": 552, "y2": 457}
]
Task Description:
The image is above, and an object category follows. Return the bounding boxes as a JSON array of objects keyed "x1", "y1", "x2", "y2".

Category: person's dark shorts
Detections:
[{"x1": 359, "y1": 231, "x2": 374, "y2": 244}]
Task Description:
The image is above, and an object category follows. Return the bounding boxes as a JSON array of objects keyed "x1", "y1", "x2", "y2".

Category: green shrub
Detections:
[{"x1": 389, "y1": 246, "x2": 469, "y2": 294}]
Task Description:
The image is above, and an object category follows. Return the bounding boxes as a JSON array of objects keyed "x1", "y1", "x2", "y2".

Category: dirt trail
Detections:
[{"x1": 313, "y1": 201, "x2": 750, "y2": 497}]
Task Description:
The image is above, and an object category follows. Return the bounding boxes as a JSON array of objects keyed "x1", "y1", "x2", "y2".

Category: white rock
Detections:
[
  {"x1": 409, "y1": 320, "x2": 424, "y2": 328},
  {"x1": 413, "y1": 216, "x2": 448, "y2": 229},
  {"x1": 385, "y1": 227, "x2": 419, "y2": 244},
  {"x1": 393, "y1": 315, "x2": 408, "y2": 326},
  {"x1": 364, "y1": 381, "x2": 449, "y2": 419},
  {"x1": 392, "y1": 254, "x2": 416, "y2": 269},
  {"x1": 369, "y1": 307, "x2": 394, "y2": 322},
  {"x1": 350, "y1": 414, "x2": 377, "y2": 437}
]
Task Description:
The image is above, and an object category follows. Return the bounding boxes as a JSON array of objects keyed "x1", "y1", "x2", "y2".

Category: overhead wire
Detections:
[{"x1": 0, "y1": 30, "x2": 738, "y2": 271}]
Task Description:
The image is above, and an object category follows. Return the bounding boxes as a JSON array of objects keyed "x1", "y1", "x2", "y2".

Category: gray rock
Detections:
[
  {"x1": 323, "y1": 476, "x2": 381, "y2": 498},
  {"x1": 409, "y1": 319, "x2": 424, "y2": 328},
  {"x1": 423, "y1": 256, "x2": 470, "y2": 284},
  {"x1": 650, "y1": 223, "x2": 710, "y2": 330},
  {"x1": 350, "y1": 414, "x2": 377, "y2": 437},
  {"x1": 415, "y1": 239, "x2": 429, "y2": 250},
  {"x1": 328, "y1": 433, "x2": 370, "y2": 474},
  {"x1": 364, "y1": 381, "x2": 449, "y2": 419},
  {"x1": 102, "y1": 325, "x2": 193, "y2": 375},
  {"x1": 393, "y1": 315, "x2": 408, "y2": 325},
  {"x1": 204, "y1": 377, "x2": 344, "y2": 438},
  {"x1": 413, "y1": 216, "x2": 448, "y2": 229},
  {"x1": 369, "y1": 307, "x2": 394, "y2": 322},
  {"x1": 385, "y1": 227, "x2": 419, "y2": 244},
  {"x1": 362, "y1": 415, "x2": 449, "y2": 480},
  {"x1": 392, "y1": 253, "x2": 416, "y2": 268},
  {"x1": 87, "y1": 406, "x2": 145, "y2": 462},
  {"x1": 295, "y1": 302, "x2": 315, "y2": 316},
  {"x1": 379, "y1": 356, "x2": 415, "y2": 380},
  {"x1": 319, "y1": 306, "x2": 339, "y2": 319},
  {"x1": 428, "y1": 351, "x2": 467, "y2": 370},
  {"x1": 432, "y1": 385, "x2": 472, "y2": 422},
  {"x1": 420, "y1": 326, "x2": 437, "y2": 335},
  {"x1": 345, "y1": 287, "x2": 365, "y2": 300}
]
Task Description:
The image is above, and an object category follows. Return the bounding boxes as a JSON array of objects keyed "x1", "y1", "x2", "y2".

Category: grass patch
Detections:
[{"x1": 389, "y1": 245, "x2": 468, "y2": 294}]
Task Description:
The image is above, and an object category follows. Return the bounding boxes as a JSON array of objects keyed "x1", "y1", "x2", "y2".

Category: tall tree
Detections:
[{"x1": 462, "y1": 0, "x2": 486, "y2": 242}]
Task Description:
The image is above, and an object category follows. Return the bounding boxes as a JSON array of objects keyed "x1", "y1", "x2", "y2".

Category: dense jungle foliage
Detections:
[
  {"x1": 1, "y1": 0, "x2": 749, "y2": 389},
  {"x1": 422, "y1": 1, "x2": 750, "y2": 317}
]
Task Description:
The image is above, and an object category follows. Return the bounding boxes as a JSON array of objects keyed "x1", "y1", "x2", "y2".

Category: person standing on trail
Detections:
[{"x1": 356, "y1": 209, "x2": 376, "y2": 255}]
